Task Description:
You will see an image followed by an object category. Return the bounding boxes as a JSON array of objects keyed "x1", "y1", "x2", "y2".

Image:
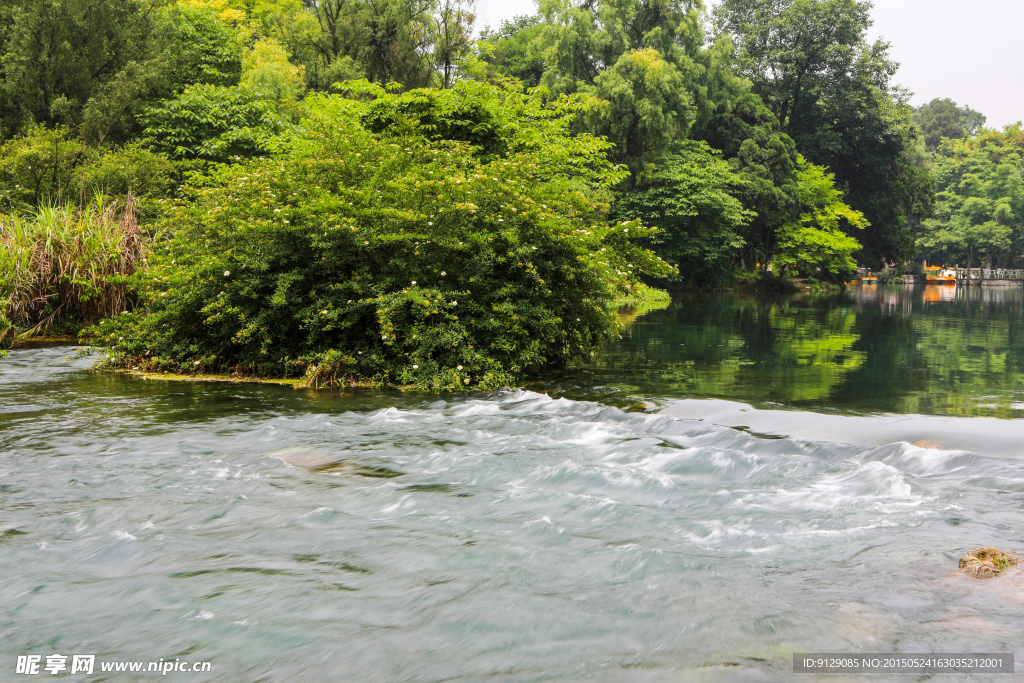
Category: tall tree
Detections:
[
  {"x1": 478, "y1": 15, "x2": 546, "y2": 88},
  {"x1": 918, "y1": 125, "x2": 1024, "y2": 270},
  {"x1": 773, "y1": 156, "x2": 867, "y2": 280},
  {"x1": 612, "y1": 140, "x2": 753, "y2": 287},
  {"x1": 429, "y1": 0, "x2": 476, "y2": 88},
  {"x1": 693, "y1": 38, "x2": 800, "y2": 268},
  {"x1": 529, "y1": 0, "x2": 708, "y2": 177},
  {"x1": 715, "y1": 0, "x2": 930, "y2": 266},
  {"x1": 913, "y1": 97, "x2": 987, "y2": 152},
  {"x1": 715, "y1": 0, "x2": 869, "y2": 135},
  {"x1": 0, "y1": 0, "x2": 172, "y2": 142}
]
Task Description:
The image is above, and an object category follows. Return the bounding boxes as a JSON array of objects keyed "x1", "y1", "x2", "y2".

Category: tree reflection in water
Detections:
[{"x1": 556, "y1": 285, "x2": 1024, "y2": 418}]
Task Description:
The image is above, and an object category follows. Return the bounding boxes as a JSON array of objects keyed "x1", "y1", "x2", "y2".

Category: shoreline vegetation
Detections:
[{"x1": 2, "y1": 0, "x2": 1021, "y2": 388}]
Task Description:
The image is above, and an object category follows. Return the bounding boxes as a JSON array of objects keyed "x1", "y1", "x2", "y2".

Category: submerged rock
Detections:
[
  {"x1": 958, "y1": 547, "x2": 1020, "y2": 578},
  {"x1": 265, "y1": 446, "x2": 404, "y2": 478},
  {"x1": 266, "y1": 446, "x2": 341, "y2": 469}
]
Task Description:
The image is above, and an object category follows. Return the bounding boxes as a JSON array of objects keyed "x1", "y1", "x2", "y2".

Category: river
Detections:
[{"x1": 2, "y1": 285, "x2": 1022, "y2": 681}]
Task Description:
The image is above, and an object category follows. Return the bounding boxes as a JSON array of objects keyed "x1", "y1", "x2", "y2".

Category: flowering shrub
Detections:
[{"x1": 98, "y1": 84, "x2": 672, "y2": 389}]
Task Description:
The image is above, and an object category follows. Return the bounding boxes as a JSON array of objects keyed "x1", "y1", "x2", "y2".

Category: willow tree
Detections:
[{"x1": 528, "y1": 0, "x2": 709, "y2": 178}]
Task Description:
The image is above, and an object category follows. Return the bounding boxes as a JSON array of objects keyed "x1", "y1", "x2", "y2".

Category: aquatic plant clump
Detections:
[
  {"x1": 97, "y1": 95, "x2": 673, "y2": 390},
  {"x1": 0, "y1": 198, "x2": 145, "y2": 348}
]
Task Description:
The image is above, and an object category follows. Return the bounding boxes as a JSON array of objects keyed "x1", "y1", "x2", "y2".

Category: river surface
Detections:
[{"x1": 2, "y1": 285, "x2": 1023, "y2": 681}]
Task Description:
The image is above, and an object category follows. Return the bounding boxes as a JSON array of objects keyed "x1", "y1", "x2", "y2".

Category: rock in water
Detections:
[
  {"x1": 265, "y1": 446, "x2": 344, "y2": 469},
  {"x1": 958, "y1": 547, "x2": 1020, "y2": 579}
]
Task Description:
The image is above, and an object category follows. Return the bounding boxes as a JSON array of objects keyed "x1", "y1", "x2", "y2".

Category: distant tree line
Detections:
[{"x1": 1, "y1": 0, "x2": 1022, "y2": 291}]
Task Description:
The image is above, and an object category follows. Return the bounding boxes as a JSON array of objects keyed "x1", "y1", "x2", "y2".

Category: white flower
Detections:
[
  {"x1": 274, "y1": 209, "x2": 281, "y2": 213},
  {"x1": 456, "y1": 365, "x2": 463, "y2": 370},
  {"x1": 412, "y1": 364, "x2": 419, "y2": 369},
  {"x1": 411, "y1": 280, "x2": 417, "y2": 285},
  {"x1": 428, "y1": 221, "x2": 433, "y2": 225},
  {"x1": 464, "y1": 378, "x2": 470, "y2": 384},
  {"x1": 452, "y1": 301, "x2": 457, "y2": 306},
  {"x1": 224, "y1": 271, "x2": 230, "y2": 276},
  {"x1": 440, "y1": 271, "x2": 446, "y2": 276},
  {"x1": 322, "y1": 310, "x2": 327, "y2": 314},
  {"x1": 382, "y1": 335, "x2": 388, "y2": 340}
]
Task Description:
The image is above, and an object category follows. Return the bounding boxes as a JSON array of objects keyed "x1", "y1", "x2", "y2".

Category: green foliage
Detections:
[
  {"x1": 918, "y1": 125, "x2": 1024, "y2": 269},
  {"x1": 356, "y1": 80, "x2": 630, "y2": 186},
  {"x1": 613, "y1": 141, "x2": 752, "y2": 288},
  {"x1": 715, "y1": 0, "x2": 928, "y2": 266},
  {"x1": 297, "y1": 0, "x2": 448, "y2": 91},
  {"x1": 478, "y1": 15, "x2": 546, "y2": 88},
  {"x1": 0, "y1": 0, "x2": 172, "y2": 142},
  {"x1": 0, "y1": 126, "x2": 90, "y2": 209},
  {"x1": 241, "y1": 37, "x2": 306, "y2": 108},
  {"x1": 914, "y1": 98, "x2": 987, "y2": 152},
  {"x1": 139, "y1": 84, "x2": 291, "y2": 162},
  {"x1": 97, "y1": 84, "x2": 673, "y2": 389},
  {"x1": 428, "y1": 0, "x2": 477, "y2": 88},
  {"x1": 716, "y1": 0, "x2": 871, "y2": 134},
  {"x1": 697, "y1": 92, "x2": 799, "y2": 267},
  {"x1": 773, "y1": 158, "x2": 866, "y2": 280},
  {"x1": 170, "y1": 5, "x2": 244, "y2": 89},
  {"x1": 876, "y1": 268, "x2": 904, "y2": 284},
  {"x1": 589, "y1": 47, "x2": 696, "y2": 176},
  {"x1": 0, "y1": 198, "x2": 145, "y2": 337},
  {"x1": 0, "y1": 126, "x2": 178, "y2": 211},
  {"x1": 532, "y1": 0, "x2": 708, "y2": 177},
  {"x1": 72, "y1": 143, "x2": 179, "y2": 207}
]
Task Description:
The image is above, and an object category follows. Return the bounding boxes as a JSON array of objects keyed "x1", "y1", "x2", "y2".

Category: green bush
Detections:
[
  {"x1": 98, "y1": 85, "x2": 673, "y2": 389},
  {"x1": 0, "y1": 126, "x2": 90, "y2": 210},
  {"x1": 0, "y1": 126, "x2": 181, "y2": 212},
  {"x1": 139, "y1": 84, "x2": 291, "y2": 162}
]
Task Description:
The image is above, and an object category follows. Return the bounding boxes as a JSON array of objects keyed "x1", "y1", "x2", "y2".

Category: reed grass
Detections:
[{"x1": 0, "y1": 196, "x2": 146, "y2": 347}]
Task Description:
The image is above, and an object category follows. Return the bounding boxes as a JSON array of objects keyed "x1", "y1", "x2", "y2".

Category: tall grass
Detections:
[{"x1": 0, "y1": 196, "x2": 146, "y2": 347}]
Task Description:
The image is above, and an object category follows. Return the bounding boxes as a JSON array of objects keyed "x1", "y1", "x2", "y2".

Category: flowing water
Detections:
[{"x1": 2, "y1": 285, "x2": 1023, "y2": 681}]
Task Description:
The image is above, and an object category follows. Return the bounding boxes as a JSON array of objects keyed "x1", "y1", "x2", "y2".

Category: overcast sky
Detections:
[{"x1": 475, "y1": 0, "x2": 1024, "y2": 128}]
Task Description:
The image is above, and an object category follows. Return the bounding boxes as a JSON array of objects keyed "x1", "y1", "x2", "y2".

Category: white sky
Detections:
[{"x1": 475, "y1": 0, "x2": 1024, "y2": 128}]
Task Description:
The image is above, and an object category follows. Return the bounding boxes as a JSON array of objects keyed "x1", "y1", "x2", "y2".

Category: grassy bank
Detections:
[{"x1": 0, "y1": 198, "x2": 144, "y2": 351}]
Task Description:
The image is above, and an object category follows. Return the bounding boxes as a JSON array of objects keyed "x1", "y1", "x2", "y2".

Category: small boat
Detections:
[{"x1": 924, "y1": 267, "x2": 956, "y2": 284}]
